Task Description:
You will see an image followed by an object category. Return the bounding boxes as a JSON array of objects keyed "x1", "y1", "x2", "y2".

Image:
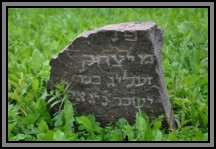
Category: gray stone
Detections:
[{"x1": 47, "y1": 21, "x2": 175, "y2": 128}]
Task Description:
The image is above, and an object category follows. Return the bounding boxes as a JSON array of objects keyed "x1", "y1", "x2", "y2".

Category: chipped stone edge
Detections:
[{"x1": 149, "y1": 28, "x2": 176, "y2": 129}]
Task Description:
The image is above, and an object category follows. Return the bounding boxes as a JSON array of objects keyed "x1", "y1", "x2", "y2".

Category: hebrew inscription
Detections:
[
  {"x1": 47, "y1": 22, "x2": 175, "y2": 128},
  {"x1": 68, "y1": 90, "x2": 153, "y2": 107},
  {"x1": 79, "y1": 54, "x2": 154, "y2": 72}
]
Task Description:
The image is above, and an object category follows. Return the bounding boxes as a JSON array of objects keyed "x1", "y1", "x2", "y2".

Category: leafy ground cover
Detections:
[{"x1": 8, "y1": 8, "x2": 208, "y2": 141}]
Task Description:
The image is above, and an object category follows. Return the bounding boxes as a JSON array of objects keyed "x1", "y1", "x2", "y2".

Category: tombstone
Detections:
[{"x1": 47, "y1": 21, "x2": 175, "y2": 128}]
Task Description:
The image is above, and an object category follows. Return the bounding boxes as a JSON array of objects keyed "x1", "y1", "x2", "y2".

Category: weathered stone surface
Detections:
[{"x1": 47, "y1": 21, "x2": 175, "y2": 128}]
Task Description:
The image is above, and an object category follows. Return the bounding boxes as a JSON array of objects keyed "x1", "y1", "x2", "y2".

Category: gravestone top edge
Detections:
[
  {"x1": 54, "y1": 21, "x2": 160, "y2": 60},
  {"x1": 77, "y1": 21, "x2": 157, "y2": 38}
]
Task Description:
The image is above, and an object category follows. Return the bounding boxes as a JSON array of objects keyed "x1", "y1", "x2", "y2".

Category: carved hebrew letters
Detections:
[
  {"x1": 69, "y1": 90, "x2": 154, "y2": 107},
  {"x1": 79, "y1": 53, "x2": 154, "y2": 72},
  {"x1": 112, "y1": 31, "x2": 137, "y2": 42}
]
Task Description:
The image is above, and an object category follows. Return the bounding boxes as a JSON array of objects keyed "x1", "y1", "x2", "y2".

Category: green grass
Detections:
[{"x1": 8, "y1": 8, "x2": 208, "y2": 141}]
